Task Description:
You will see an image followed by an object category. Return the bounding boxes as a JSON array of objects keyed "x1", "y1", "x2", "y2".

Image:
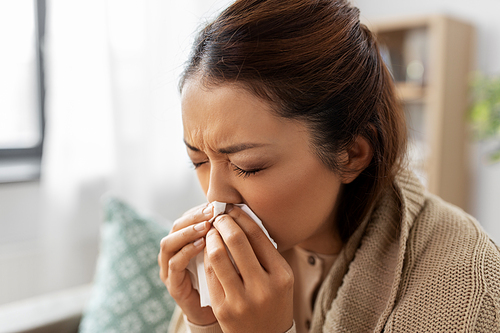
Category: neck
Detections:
[{"x1": 297, "y1": 230, "x2": 343, "y2": 255}]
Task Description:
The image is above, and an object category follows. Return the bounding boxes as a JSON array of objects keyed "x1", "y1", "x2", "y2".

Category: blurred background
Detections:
[{"x1": 0, "y1": 0, "x2": 499, "y2": 308}]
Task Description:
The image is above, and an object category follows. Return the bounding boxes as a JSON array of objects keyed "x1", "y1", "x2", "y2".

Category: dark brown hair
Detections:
[{"x1": 181, "y1": 0, "x2": 407, "y2": 241}]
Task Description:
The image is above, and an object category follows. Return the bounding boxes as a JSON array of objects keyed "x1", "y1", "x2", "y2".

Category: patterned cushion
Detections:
[{"x1": 78, "y1": 197, "x2": 176, "y2": 333}]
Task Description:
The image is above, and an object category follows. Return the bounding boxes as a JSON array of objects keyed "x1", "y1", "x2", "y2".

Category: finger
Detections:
[
  {"x1": 204, "y1": 242, "x2": 225, "y2": 307},
  {"x1": 159, "y1": 236, "x2": 204, "y2": 285},
  {"x1": 166, "y1": 238, "x2": 205, "y2": 290},
  {"x1": 160, "y1": 221, "x2": 211, "y2": 259},
  {"x1": 171, "y1": 203, "x2": 213, "y2": 233},
  {"x1": 227, "y1": 206, "x2": 285, "y2": 272},
  {"x1": 212, "y1": 214, "x2": 263, "y2": 278},
  {"x1": 205, "y1": 227, "x2": 243, "y2": 297}
]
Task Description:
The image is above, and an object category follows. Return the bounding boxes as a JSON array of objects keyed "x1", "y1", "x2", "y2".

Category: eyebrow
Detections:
[{"x1": 184, "y1": 140, "x2": 268, "y2": 154}]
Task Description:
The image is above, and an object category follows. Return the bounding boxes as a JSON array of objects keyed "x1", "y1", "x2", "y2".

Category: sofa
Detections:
[
  {"x1": 0, "y1": 284, "x2": 91, "y2": 333},
  {"x1": 0, "y1": 197, "x2": 177, "y2": 333}
]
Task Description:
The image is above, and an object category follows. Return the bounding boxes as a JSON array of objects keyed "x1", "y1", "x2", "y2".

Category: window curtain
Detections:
[{"x1": 32, "y1": 0, "x2": 230, "y2": 298}]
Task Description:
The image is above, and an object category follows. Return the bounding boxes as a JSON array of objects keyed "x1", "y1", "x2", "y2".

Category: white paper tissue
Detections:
[{"x1": 186, "y1": 201, "x2": 277, "y2": 307}]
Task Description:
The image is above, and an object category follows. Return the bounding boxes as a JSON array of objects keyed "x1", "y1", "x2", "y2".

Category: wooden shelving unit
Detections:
[{"x1": 365, "y1": 15, "x2": 475, "y2": 211}]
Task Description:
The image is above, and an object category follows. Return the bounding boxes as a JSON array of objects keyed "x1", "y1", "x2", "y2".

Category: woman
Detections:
[{"x1": 158, "y1": 0, "x2": 500, "y2": 332}]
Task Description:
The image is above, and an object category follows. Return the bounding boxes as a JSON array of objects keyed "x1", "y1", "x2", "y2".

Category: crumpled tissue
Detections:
[{"x1": 186, "y1": 201, "x2": 277, "y2": 307}]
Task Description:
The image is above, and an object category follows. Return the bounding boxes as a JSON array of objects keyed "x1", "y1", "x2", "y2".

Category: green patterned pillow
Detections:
[{"x1": 78, "y1": 196, "x2": 176, "y2": 333}]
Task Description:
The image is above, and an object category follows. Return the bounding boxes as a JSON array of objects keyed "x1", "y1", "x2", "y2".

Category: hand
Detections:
[
  {"x1": 205, "y1": 206, "x2": 294, "y2": 333},
  {"x1": 158, "y1": 204, "x2": 217, "y2": 326}
]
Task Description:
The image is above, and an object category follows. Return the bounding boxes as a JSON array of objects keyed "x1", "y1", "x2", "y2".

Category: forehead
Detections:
[{"x1": 181, "y1": 80, "x2": 304, "y2": 150}]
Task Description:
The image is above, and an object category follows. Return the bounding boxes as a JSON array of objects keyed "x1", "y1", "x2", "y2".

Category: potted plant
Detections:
[
  {"x1": 469, "y1": 73, "x2": 500, "y2": 163},
  {"x1": 468, "y1": 72, "x2": 500, "y2": 244}
]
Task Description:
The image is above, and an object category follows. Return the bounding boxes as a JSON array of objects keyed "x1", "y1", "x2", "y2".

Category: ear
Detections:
[{"x1": 341, "y1": 136, "x2": 373, "y2": 184}]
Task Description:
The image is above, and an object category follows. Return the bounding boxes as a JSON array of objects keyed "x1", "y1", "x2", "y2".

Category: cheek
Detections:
[{"x1": 243, "y1": 163, "x2": 341, "y2": 249}]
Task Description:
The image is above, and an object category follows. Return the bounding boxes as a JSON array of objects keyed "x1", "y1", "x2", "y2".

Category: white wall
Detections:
[{"x1": 353, "y1": 0, "x2": 500, "y2": 242}]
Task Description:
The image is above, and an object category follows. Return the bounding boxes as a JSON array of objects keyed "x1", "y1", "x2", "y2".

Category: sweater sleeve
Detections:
[
  {"x1": 183, "y1": 318, "x2": 223, "y2": 333},
  {"x1": 473, "y1": 293, "x2": 500, "y2": 333},
  {"x1": 182, "y1": 320, "x2": 296, "y2": 333},
  {"x1": 474, "y1": 240, "x2": 500, "y2": 332},
  {"x1": 167, "y1": 306, "x2": 297, "y2": 333},
  {"x1": 167, "y1": 306, "x2": 222, "y2": 333},
  {"x1": 167, "y1": 306, "x2": 187, "y2": 333},
  {"x1": 185, "y1": 320, "x2": 295, "y2": 333}
]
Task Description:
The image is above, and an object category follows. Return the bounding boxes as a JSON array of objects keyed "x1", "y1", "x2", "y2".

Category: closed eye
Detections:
[
  {"x1": 231, "y1": 164, "x2": 263, "y2": 178},
  {"x1": 191, "y1": 161, "x2": 208, "y2": 169},
  {"x1": 191, "y1": 160, "x2": 264, "y2": 178}
]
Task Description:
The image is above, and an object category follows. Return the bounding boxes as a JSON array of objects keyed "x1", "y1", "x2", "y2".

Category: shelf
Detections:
[
  {"x1": 369, "y1": 15, "x2": 475, "y2": 211},
  {"x1": 395, "y1": 82, "x2": 426, "y2": 102}
]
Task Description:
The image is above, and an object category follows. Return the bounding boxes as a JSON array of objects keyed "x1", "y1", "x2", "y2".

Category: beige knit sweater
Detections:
[
  {"x1": 311, "y1": 170, "x2": 500, "y2": 332},
  {"x1": 169, "y1": 170, "x2": 500, "y2": 332}
]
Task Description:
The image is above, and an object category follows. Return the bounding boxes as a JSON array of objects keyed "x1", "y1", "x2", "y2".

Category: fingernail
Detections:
[
  {"x1": 193, "y1": 238, "x2": 204, "y2": 247},
  {"x1": 202, "y1": 204, "x2": 212, "y2": 215},
  {"x1": 226, "y1": 204, "x2": 234, "y2": 213},
  {"x1": 194, "y1": 221, "x2": 206, "y2": 231}
]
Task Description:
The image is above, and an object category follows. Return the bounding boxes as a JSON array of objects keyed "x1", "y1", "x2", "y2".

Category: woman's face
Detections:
[{"x1": 181, "y1": 79, "x2": 343, "y2": 254}]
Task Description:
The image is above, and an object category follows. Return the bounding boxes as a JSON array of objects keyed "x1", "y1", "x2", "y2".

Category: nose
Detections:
[{"x1": 205, "y1": 163, "x2": 243, "y2": 204}]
